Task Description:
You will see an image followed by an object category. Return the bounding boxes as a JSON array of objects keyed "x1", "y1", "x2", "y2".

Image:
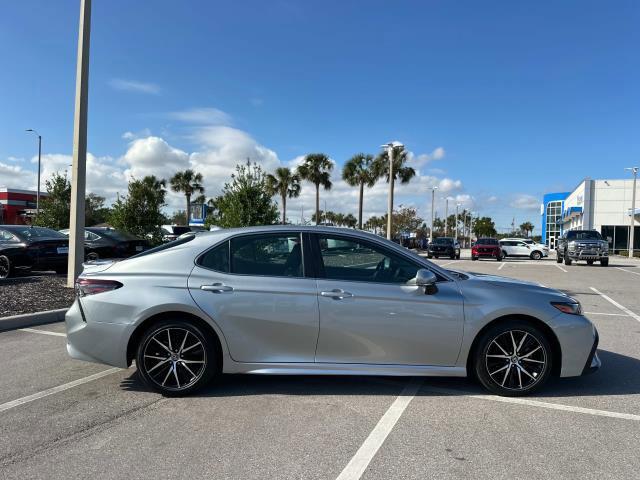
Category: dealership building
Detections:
[
  {"x1": 541, "y1": 178, "x2": 640, "y2": 252},
  {"x1": 0, "y1": 188, "x2": 42, "y2": 225}
]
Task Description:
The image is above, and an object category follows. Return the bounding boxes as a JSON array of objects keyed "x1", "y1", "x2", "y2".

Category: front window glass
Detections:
[
  {"x1": 3, "y1": 226, "x2": 66, "y2": 240},
  {"x1": 230, "y1": 233, "x2": 303, "y2": 277},
  {"x1": 432, "y1": 237, "x2": 453, "y2": 245},
  {"x1": 318, "y1": 235, "x2": 420, "y2": 284},
  {"x1": 0, "y1": 229, "x2": 20, "y2": 243}
]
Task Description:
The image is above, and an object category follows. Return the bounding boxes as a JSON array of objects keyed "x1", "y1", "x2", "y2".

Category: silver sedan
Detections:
[{"x1": 66, "y1": 226, "x2": 600, "y2": 396}]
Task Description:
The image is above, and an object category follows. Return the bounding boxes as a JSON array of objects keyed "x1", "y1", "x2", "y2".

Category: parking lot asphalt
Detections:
[{"x1": 1, "y1": 252, "x2": 639, "y2": 479}]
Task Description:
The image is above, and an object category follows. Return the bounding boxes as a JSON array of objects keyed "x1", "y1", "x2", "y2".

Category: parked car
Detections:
[
  {"x1": 60, "y1": 227, "x2": 150, "y2": 260},
  {"x1": 427, "y1": 237, "x2": 460, "y2": 259},
  {"x1": 471, "y1": 238, "x2": 503, "y2": 261},
  {"x1": 556, "y1": 230, "x2": 609, "y2": 266},
  {"x1": 0, "y1": 225, "x2": 69, "y2": 278},
  {"x1": 500, "y1": 238, "x2": 549, "y2": 260},
  {"x1": 161, "y1": 225, "x2": 192, "y2": 243},
  {"x1": 66, "y1": 226, "x2": 599, "y2": 397}
]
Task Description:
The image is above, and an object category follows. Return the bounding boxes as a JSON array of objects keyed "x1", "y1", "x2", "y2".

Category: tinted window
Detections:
[
  {"x1": 131, "y1": 234, "x2": 195, "y2": 258},
  {"x1": 230, "y1": 233, "x2": 303, "y2": 277},
  {"x1": 477, "y1": 238, "x2": 498, "y2": 245},
  {"x1": 3, "y1": 226, "x2": 66, "y2": 240},
  {"x1": 566, "y1": 231, "x2": 602, "y2": 240},
  {"x1": 0, "y1": 229, "x2": 20, "y2": 243},
  {"x1": 199, "y1": 241, "x2": 230, "y2": 273},
  {"x1": 432, "y1": 237, "x2": 453, "y2": 245},
  {"x1": 318, "y1": 235, "x2": 420, "y2": 284}
]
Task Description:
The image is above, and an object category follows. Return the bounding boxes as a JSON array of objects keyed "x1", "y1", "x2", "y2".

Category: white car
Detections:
[{"x1": 499, "y1": 238, "x2": 549, "y2": 260}]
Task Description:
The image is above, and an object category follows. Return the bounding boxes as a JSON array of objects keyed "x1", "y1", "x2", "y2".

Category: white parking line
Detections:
[
  {"x1": 615, "y1": 267, "x2": 640, "y2": 277},
  {"x1": 584, "y1": 311, "x2": 630, "y2": 317},
  {"x1": 335, "y1": 379, "x2": 423, "y2": 480},
  {"x1": 590, "y1": 287, "x2": 640, "y2": 323},
  {"x1": 440, "y1": 261, "x2": 458, "y2": 267},
  {"x1": 497, "y1": 262, "x2": 506, "y2": 270},
  {"x1": 19, "y1": 328, "x2": 66, "y2": 337},
  {"x1": 0, "y1": 368, "x2": 121, "y2": 413},
  {"x1": 555, "y1": 264, "x2": 567, "y2": 273},
  {"x1": 423, "y1": 386, "x2": 640, "y2": 422}
]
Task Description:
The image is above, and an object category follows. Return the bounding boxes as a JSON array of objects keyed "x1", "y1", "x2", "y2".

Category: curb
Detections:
[{"x1": 0, "y1": 308, "x2": 68, "y2": 332}]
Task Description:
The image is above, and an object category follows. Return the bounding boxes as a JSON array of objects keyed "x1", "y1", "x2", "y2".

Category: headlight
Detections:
[
  {"x1": 601, "y1": 242, "x2": 608, "y2": 251},
  {"x1": 568, "y1": 241, "x2": 576, "y2": 247},
  {"x1": 551, "y1": 301, "x2": 582, "y2": 315}
]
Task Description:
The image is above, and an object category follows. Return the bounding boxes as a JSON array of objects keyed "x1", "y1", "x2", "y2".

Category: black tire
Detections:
[
  {"x1": 450, "y1": 254, "x2": 456, "y2": 260},
  {"x1": 455, "y1": 253, "x2": 461, "y2": 260},
  {"x1": 434, "y1": 255, "x2": 439, "y2": 259},
  {"x1": 427, "y1": 254, "x2": 433, "y2": 259},
  {"x1": 556, "y1": 253, "x2": 562, "y2": 263},
  {"x1": 502, "y1": 251, "x2": 508, "y2": 259},
  {"x1": 0, "y1": 255, "x2": 12, "y2": 279},
  {"x1": 564, "y1": 253, "x2": 572, "y2": 266},
  {"x1": 530, "y1": 251, "x2": 542, "y2": 260},
  {"x1": 496, "y1": 255, "x2": 502, "y2": 261},
  {"x1": 473, "y1": 320, "x2": 553, "y2": 396},
  {"x1": 586, "y1": 260, "x2": 594, "y2": 265},
  {"x1": 472, "y1": 256, "x2": 478, "y2": 261},
  {"x1": 600, "y1": 258, "x2": 609, "y2": 267},
  {"x1": 136, "y1": 319, "x2": 219, "y2": 396}
]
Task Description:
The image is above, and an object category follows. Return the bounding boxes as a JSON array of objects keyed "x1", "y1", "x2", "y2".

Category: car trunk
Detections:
[
  {"x1": 30, "y1": 238, "x2": 69, "y2": 266},
  {"x1": 115, "y1": 239, "x2": 150, "y2": 257}
]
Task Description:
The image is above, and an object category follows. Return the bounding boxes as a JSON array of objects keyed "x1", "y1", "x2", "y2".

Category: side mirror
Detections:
[{"x1": 415, "y1": 269, "x2": 438, "y2": 295}]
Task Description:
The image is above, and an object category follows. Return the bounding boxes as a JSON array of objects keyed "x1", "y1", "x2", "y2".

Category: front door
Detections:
[
  {"x1": 188, "y1": 232, "x2": 319, "y2": 363},
  {"x1": 313, "y1": 234, "x2": 464, "y2": 366}
]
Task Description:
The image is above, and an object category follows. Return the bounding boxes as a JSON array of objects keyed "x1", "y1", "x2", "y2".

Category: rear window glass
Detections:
[
  {"x1": 95, "y1": 229, "x2": 139, "y2": 241},
  {"x1": 198, "y1": 241, "x2": 230, "y2": 273},
  {"x1": 131, "y1": 235, "x2": 195, "y2": 258},
  {"x1": 230, "y1": 233, "x2": 303, "y2": 277}
]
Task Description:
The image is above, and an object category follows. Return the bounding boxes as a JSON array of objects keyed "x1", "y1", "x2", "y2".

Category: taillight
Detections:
[{"x1": 75, "y1": 278, "x2": 123, "y2": 297}]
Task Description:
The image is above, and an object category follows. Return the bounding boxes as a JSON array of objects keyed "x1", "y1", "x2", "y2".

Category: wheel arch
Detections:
[
  {"x1": 466, "y1": 314, "x2": 562, "y2": 377},
  {"x1": 126, "y1": 310, "x2": 223, "y2": 372}
]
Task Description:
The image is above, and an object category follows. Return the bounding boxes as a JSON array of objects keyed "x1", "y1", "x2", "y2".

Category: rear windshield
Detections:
[
  {"x1": 130, "y1": 235, "x2": 195, "y2": 258},
  {"x1": 95, "y1": 229, "x2": 139, "y2": 241},
  {"x1": 3, "y1": 226, "x2": 67, "y2": 240},
  {"x1": 567, "y1": 231, "x2": 602, "y2": 240},
  {"x1": 477, "y1": 238, "x2": 499, "y2": 245},
  {"x1": 432, "y1": 237, "x2": 453, "y2": 244}
]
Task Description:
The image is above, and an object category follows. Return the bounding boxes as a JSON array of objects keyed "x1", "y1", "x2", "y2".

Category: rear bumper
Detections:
[{"x1": 65, "y1": 300, "x2": 130, "y2": 368}]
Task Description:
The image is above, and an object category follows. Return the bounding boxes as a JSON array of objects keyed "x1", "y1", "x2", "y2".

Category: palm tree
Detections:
[
  {"x1": 344, "y1": 213, "x2": 357, "y2": 229},
  {"x1": 266, "y1": 167, "x2": 301, "y2": 224},
  {"x1": 342, "y1": 153, "x2": 379, "y2": 229},
  {"x1": 520, "y1": 221, "x2": 535, "y2": 237},
  {"x1": 170, "y1": 169, "x2": 205, "y2": 225},
  {"x1": 373, "y1": 146, "x2": 416, "y2": 223},
  {"x1": 297, "y1": 153, "x2": 333, "y2": 225}
]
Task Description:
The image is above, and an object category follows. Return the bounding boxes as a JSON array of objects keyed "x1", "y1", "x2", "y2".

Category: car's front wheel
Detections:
[
  {"x1": 474, "y1": 321, "x2": 552, "y2": 396},
  {"x1": 136, "y1": 320, "x2": 218, "y2": 396},
  {"x1": 530, "y1": 251, "x2": 542, "y2": 260}
]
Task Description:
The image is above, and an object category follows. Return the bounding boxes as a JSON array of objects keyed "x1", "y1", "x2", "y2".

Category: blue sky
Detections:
[{"x1": 1, "y1": 0, "x2": 639, "y2": 231}]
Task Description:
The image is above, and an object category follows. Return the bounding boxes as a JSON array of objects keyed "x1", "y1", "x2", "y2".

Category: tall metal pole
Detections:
[
  {"x1": 430, "y1": 187, "x2": 437, "y2": 243},
  {"x1": 36, "y1": 135, "x2": 41, "y2": 216},
  {"x1": 386, "y1": 145, "x2": 395, "y2": 240},
  {"x1": 455, "y1": 203, "x2": 459, "y2": 242},
  {"x1": 445, "y1": 198, "x2": 449, "y2": 236},
  {"x1": 627, "y1": 167, "x2": 638, "y2": 258},
  {"x1": 67, "y1": 0, "x2": 91, "y2": 287}
]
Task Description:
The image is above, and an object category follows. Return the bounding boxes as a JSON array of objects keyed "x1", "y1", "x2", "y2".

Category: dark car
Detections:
[
  {"x1": 60, "y1": 227, "x2": 150, "y2": 260},
  {"x1": 471, "y1": 238, "x2": 502, "y2": 261},
  {"x1": 427, "y1": 237, "x2": 461, "y2": 259},
  {"x1": 0, "y1": 225, "x2": 69, "y2": 278}
]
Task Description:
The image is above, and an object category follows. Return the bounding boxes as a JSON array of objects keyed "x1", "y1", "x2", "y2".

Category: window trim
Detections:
[{"x1": 310, "y1": 232, "x2": 450, "y2": 285}]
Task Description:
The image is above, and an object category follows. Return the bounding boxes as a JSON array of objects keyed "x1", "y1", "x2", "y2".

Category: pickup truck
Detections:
[{"x1": 556, "y1": 230, "x2": 609, "y2": 266}]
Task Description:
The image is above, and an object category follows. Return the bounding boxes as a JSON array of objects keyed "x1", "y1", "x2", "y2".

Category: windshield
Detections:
[
  {"x1": 567, "y1": 231, "x2": 602, "y2": 241},
  {"x1": 432, "y1": 238, "x2": 453, "y2": 245},
  {"x1": 3, "y1": 226, "x2": 67, "y2": 240}
]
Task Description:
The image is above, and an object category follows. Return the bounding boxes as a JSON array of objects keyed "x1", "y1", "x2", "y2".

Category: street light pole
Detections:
[
  {"x1": 382, "y1": 142, "x2": 403, "y2": 241},
  {"x1": 445, "y1": 198, "x2": 449, "y2": 236},
  {"x1": 626, "y1": 167, "x2": 638, "y2": 258},
  {"x1": 430, "y1": 186, "x2": 437, "y2": 244},
  {"x1": 455, "y1": 203, "x2": 460, "y2": 242},
  {"x1": 25, "y1": 129, "x2": 42, "y2": 217},
  {"x1": 67, "y1": 0, "x2": 92, "y2": 287}
]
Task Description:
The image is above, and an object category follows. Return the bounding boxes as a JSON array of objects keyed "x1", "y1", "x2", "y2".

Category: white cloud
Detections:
[
  {"x1": 511, "y1": 194, "x2": 540, "y2": 210},
  {"x1": 0, "y1": 161, "x2": 33, "y2": 189},
  {"x1": 122, "y1": 128, "x2": 151, "y2": 140},
  {"x1": 168, "y1": 107, "x2": 231, "y2": 125},
  {"x1": 109, "y1": 78, "x2": 161, "y2": 95},
  {"x1": 409, "y1": 147, "x2": 446, "y2": 169}
]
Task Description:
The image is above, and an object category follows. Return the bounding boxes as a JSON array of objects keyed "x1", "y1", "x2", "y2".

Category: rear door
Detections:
[
  {"x1": 188, "y1": 232, "x2": 320, "y2": 363},
  {"x1": 313, "y1": 233, "x2": 464, "y2": 366}
]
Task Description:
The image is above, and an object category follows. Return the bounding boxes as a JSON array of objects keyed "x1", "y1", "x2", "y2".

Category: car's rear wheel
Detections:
[
  {"x1": 556, "y1": 252, "x2": 562, "y2": 263},
  {"x1": 564, "y1": 253, "x2": 572, "y2": 265},
  {"x1": 474, "y1": 321, "x2": 552, "y2": 396},
  {"x1": 472, "y1": 256, "x2": 478, "y2": 261},
  {"x1": 0, "y1": 255, "x2": 12, "y2": 279},
  {"x1": 136, "y1": 320, "x2": 218, "y2": 396},
  {"x1": 600, "y1": 258, "x2": 609, "y2": 267}
]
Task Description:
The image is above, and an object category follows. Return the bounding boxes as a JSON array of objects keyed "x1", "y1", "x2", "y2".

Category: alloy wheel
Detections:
[
  {"x1": 0, "y1": 256, "x2": 10, "y2": 279},
  {"x1": 141, "y1": 327, "x2": 207, "y2": 391},
  {"x1": 485, "y1": 329, "x2": 547, "y2": 391}
]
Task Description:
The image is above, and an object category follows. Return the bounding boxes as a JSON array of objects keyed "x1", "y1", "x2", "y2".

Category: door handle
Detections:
[
  {"x1": 320, "y1": 289, "x2": 354, "y2": 300},
  {"x1": 200, "y1": 283, "x2": 234, "y2": 293}
]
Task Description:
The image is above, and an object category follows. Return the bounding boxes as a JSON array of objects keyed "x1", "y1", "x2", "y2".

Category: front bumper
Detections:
[
  {"x1": 582, "y1": 330, "x2": 600, "y2": 375},
  {"x1": 567, "y1": 248, "x2": 608, "y2": 260},
  {"x1": 472, "y1": 249, "x2": 500, "y2": 258}
]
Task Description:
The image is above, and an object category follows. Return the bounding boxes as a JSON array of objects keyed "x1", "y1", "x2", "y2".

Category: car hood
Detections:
[{"x1": 450, "y1": 270, "x2": 565, "y2": 295}]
